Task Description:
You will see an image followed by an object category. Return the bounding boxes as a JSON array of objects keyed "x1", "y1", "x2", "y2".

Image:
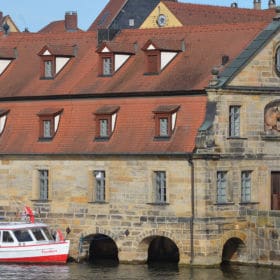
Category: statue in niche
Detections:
[{"x1": 264, "y1": 106, "x2": 280, "y2": 132}]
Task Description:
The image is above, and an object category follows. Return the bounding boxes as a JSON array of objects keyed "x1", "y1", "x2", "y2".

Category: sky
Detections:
[{"x1": 0, "y1": 0, "x2": 269, "y2": 32}]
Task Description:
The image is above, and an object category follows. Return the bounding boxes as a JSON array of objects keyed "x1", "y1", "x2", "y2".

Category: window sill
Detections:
[
  {"x1": 239, "y1": 202, "x2": 259, "y2": 205},
  {"x1": 144, "y1": 72, "x2": 159, "y2": 76},
  {"x1": 30, "y1": 199, "x2": 51, "y2": 203},
  {"x1": 226, "y1": 137, "x2": 247, "y2": 140},
  {"x1": 88, "y1": 201, "x2": 108, "y2": 204},
  {"x1": 147, "y1": 202, "x2": 170, "y2": 206},
  {"x1": 38, "y1": 137, "x2": 53, "y2": 142},
  {"x1": 214, "y1": 202, "x2": 235, "y2": 206},
  {"x1": 99, "y1": 74, "x2": 113, "y2": 77},
  {"x1": 94, "y1": 136, "x2": 111, "y2": 142},
  {"x1": 40, "y1": 77, "x2": 54, "y2": 80},
  {"x1": 154, "y1": 136, "x2": 171, "y2": 141}
]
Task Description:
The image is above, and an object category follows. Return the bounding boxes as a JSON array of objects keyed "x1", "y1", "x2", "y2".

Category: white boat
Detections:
[{"x1": 0, "y1": 207, "x2": 70, "y2": 263}]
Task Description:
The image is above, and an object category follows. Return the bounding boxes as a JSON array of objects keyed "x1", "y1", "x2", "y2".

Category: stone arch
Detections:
[
  {"x1": 219, "y1": 230, "x2": 247, "y2": 264},
  {"x1": 79, "y1": 228, "x2": 121, "y2": 262},
  {"x1": 135, "y1": 229, "x2": 183, "y2": 264}
]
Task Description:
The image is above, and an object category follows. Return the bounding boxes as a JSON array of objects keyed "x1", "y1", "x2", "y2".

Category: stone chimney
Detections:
[
  {"x1": 268, "y1": 0, "x2": 276, "y2": 9},
  {"x1": 254, "y1": 0, "x2": 262, "y2": 9},
  {"x1": 65, "y1": 11, "x2": 78, "y2": 31}
]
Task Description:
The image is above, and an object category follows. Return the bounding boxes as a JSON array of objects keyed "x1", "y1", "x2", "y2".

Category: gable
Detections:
[
  {"x1": 140, "y1": 2, "x2": 182, "y2": 29},
  {"x1": 228, "y1": 25, "x2": 280, "y2": 88}
]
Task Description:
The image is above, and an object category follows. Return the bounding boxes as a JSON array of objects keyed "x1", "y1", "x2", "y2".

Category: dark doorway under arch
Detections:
[
  {"x1": 88, "y1": 234, "x2": 118, "y2": 263},
  {"x1": 147, "y1": 236, "x2": 179, "y2": 264},
  {"x1": 221, "y1": 237, "x2": 245, "y2": 264}
]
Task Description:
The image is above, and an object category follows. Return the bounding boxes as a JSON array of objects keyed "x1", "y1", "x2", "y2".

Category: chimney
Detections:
[
  {"x1": 65, "y1": 11, "x2": 78, "y2": 31},
  {"x1": 0, "y1": 11, "x2": 3, "y2": 23},
  {"x1": 268, "y1": 0, "x2": 276, "y2": 9},
  {"x1": 254, "y1": 0, "x2": 262, "y2": 9}
]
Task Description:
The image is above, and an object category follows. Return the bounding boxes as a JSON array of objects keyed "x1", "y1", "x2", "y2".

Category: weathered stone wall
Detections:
[{"x1": 0, "y1": 156, "x2": 194, "y2": 264}]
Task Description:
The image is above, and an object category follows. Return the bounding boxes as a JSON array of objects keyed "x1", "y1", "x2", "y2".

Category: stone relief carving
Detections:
[{"x1": 264, "y1": 104, "x2": 280, "y2": 133}]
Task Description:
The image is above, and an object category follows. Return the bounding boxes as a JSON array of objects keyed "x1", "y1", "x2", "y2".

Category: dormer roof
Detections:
[
  {"x1": 142, "y1": 39, "x2": 183, "y2": 52},
  {"x1": 96, "y1": 41, "x2": 135, "y2": 54},
  {"x1": 38, "y1": 45, "x2": 76, "y2": 57}
]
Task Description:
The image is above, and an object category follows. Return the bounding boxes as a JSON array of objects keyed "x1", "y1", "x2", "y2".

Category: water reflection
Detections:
[{"x1": 0, "y1": 262, "x2": 279, "y2": 280}]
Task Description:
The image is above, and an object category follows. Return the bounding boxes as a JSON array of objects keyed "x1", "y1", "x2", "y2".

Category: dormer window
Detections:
[
  {"x1": 142, "y1": 39, "x2": 183, "y2": 75},
  {"x1": 0, "y1": 109, "x2": 9, "y2": 135},
  {"x1": 96, "y1": 43, "x2": 135, "y2": 76},
  {"x1": 153, "y1": 105, "x2": 180, "y2": 139},
  {"x1": 37, "y1": 108, "x2": 63, "y2": 140},
  {"x1": 94, "y1": 106, "x2": 120, "y2": 140},
  {"x1": 0, "y1": 47, "x2": 16, "y2": 75},
  {"x1": 38, "y1": 45, "x2": 75, "y2": 79}
]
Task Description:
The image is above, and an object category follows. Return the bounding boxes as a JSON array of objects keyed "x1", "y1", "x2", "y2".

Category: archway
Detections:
[
  {"x1": 147, "y1": 236, "x2": 179, "y2": 264},
  {"x1": 87, "y1": 234, "x2": 119, "y2": 263},
  {"x1": 221, "y1": 237, "x2": 245, "y2": 264}
]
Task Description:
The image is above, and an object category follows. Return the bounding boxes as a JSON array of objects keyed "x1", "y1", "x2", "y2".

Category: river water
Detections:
[{"x1": 0, "y1": 262, "x2": 279, "y2": 280}]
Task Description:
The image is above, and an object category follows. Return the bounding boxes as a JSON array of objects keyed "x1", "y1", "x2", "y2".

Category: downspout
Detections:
[{"x1": 188, "y1": 156, "x2": 194, "y2": 265}]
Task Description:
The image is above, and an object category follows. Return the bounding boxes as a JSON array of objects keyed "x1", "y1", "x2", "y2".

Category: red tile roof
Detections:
[
  {"x1": 163, "y1": 1, "x2": 276, "y2": 25},
  {"x1": 0, "y1": 96, "x2": 206, "y2": 154},
  {"x1": 0, "y1": 19, "x2": 271, "y2": 155},
  {"x1": 88, "y1": 0, "x2": 128, "y2": 31},
  {"x1": 38, "y1": 21, "x2": 83, "y2": 33},
  {"x1": 0, "y1": 21, "x2": 269, "y2": 98}
]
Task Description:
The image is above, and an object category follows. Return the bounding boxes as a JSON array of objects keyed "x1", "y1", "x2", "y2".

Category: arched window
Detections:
[{"x1": 275, "y1": 46, "x2": 280, "y2": 75}]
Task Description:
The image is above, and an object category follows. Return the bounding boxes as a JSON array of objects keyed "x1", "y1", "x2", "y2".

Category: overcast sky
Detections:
[{"x1": 0, "y1": 0, "x2": 271, "y2": 32}]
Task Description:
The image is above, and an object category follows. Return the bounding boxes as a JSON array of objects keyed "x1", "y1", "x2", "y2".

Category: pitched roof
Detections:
[
  {"x1": 163, "y1": 1, "x2": 276, "y2": 25},
  {"x1": 38, "y1": 20, "x2": 83, "y2": 33},
  {"x1": 0, "y1": 96, "x2": 206, "y2": 155},
  {"x1": 0, "y1": 21, "x2": 269, "y2": 98},
  {"x1": 88, "y1": 0, "x2": 128, "y2": 31}
]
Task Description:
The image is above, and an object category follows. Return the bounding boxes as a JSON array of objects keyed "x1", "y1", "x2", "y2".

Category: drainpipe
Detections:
[{"x1": 188, "y1": 156, "x2": 194, "y2": 265}]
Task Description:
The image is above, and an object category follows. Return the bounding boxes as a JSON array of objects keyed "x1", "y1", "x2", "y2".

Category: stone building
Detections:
[{"x1": 0, "y1": 1, "x2": 280, "y2": 266}]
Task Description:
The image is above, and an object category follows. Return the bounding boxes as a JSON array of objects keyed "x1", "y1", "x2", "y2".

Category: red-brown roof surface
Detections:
[
  {"x1": 0, "y1": 20, "x2": 271, "y2": 155},
  {"x1": 163, "y1": 1, "x2": 276, "y2": 25},
  {"x1": 88, "y1": 0, "x2": 128, "y2": 31},
  {"x1": 0, "y1": 21, "x2": 268, "y2": 98},
  {"x1": 0, "y1": 96, "x2": 206, "y2": 154}
]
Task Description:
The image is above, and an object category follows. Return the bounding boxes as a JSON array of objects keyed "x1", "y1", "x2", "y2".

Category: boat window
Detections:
[
  {"x1": 32, "y1": 228, "x2": 46, "y2": 241},
  {"x1": 3, "y1": 231, "x2": 14, "y2": 243},
  {"x1": 14, "y1": 230, "x2": 33, "y2": 242},
  {"x1": 42, "y1": 227, "x2": 54, "y2": 240}
]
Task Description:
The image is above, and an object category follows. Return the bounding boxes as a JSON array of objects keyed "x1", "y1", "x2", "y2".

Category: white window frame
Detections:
[
  {"x1": 94, "y1": 170, "x2": 106, "y2": 202},
  {"x1": 229, "y1": 106, "x2": 240, "y2": 137},
  {"x1": 154, "y1": 171, "x2": 166, "y2": 203},
  {"x1": 241, "y1": 171, "x2": 251, "y2": 203},
  {"x1": 217, "y1": 171, "x2": 227, "y2": 204}
]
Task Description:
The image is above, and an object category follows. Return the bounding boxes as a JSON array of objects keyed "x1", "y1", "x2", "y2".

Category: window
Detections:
[
  {"x1": 153, "y1": 105, "x2": 179, "y2": 139},
  {"x1": 38, "y1": 45, "x2": 74, "y2": 79},
  {"x1": 103, "y1": 57, "x2": 113, "y2": 75},
  {"x1": 32, "y1": 228, "x2": 46, "y2": 241},
  {"x1": 43, "y1": 120, "x2": 51, "y2": 138},
  {"x1": 14, "y1": 230, "x2": 33, "y2": 242},
  {"x1": 94, "y1": 171, "x2": 106, "y2": 202},
  {"x1": 159, "y1": 118, "x2": 169, "y2": 137},
  {"x1": 39, "y1": 169, "x2": 49, "y2": 200},
  {"x1": 94, "y1": 106, "x2": 119, "y2": 140},
  {"x1": 100, "y1": 119, "x2": 109, "y2": 137},
  {"x1": 229, "y1": 106, "x2": 240, "y2": 137},
  {"x1": 241, "y1": 171, "x2": 251, "y2": 203},
  {"x1": 0, "y1": 109, "x2": 9, "y2": 135},
  {"x1": 147, "y1": 53, "x2": 159, "y2": 74},
  {"x1": 154, "y1": 171, "x2": 166, "y2": 203},
  {"x1": 2, "y1": 231, "x2": 14, "y2": 243},
  {"x1": 276, "y1": 46, "x2": 280, "y2": 75},
  {"x1": 37, "y1": 108, "x2": 63, "y2": 140},
  {"x1": 44, "y1": 60, "x2": 53, "y2": 78},
  {"x1": 217, "y1": 171, "x2": 227, "y2": 203}
]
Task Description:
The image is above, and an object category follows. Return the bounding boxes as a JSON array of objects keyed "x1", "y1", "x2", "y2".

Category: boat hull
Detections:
[{"x1": 0, "y1": 240, "x2": 70, "y2": 264}]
